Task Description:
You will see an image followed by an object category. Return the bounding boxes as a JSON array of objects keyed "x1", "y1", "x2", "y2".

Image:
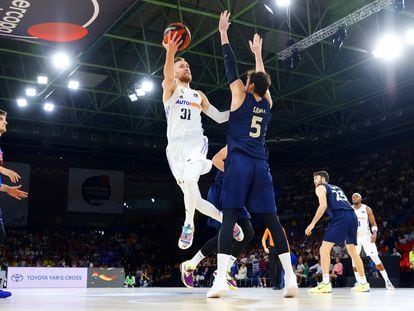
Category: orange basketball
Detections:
[{"x1": 163, "y1": 22, "x2": 191, "y2": 51}]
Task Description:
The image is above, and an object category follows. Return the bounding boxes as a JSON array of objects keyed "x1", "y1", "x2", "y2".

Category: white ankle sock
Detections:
[
  {"x1": 227, "y1": 255, "x2": 236, "y2": 272},
  {"x1": 278, "y1": 252, "x2": 295, "y2": 278},
  {"x1": 360, "y1": 275, "x2": 367, "y2": 284},
  {"x1": 322, "y1": 274, "x2": 330, "y2": 284},
  {"x1": 353, "y1": 271, "x2": 360, "y2": 283},
  {"x1": 189, "y1": 250, "x2": 206, "y2": 267},
  {"x1": 217, "y1": 253, "x2": 231, "y2": 280}
]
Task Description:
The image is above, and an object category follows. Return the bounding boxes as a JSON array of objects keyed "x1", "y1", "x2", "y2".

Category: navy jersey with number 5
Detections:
[
  {"x1": 323, "y1": 183, "x2": 353, "y2": 217},
  {"x1": 227, "y1": 93, "x2": 271, "y2": 159}
]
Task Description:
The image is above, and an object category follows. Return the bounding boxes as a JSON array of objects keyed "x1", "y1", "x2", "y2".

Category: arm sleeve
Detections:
[
  {"x1": 205, "y1": 105, "x2": 229, "y2": 124},
  {"x1": 222, "y1": 43, "x2": 239, "y2": 84}
]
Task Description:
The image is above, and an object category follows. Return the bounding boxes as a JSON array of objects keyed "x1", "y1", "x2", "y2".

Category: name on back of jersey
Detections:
[{"x1": 253, "y1": 107, "x2": 266, "y2": 114}]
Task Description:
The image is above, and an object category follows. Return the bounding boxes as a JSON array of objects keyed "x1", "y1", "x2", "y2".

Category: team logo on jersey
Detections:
[
  {"x1": 179, "y1": 95, "x2": 184, "y2": 99},
  {"x1": 361, "y1": 211, "x2": 366, "y2": 213},
  {"x1": 193, "y1": 92, "x2": 199, "y2": 98}
]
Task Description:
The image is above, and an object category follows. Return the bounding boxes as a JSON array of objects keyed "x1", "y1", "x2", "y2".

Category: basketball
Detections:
[{"x1": 163, "y1": 22, "x2": 191, "y2": 51}]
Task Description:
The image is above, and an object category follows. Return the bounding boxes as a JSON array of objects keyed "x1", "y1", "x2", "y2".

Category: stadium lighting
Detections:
[
  {"x1": 25, "y1": 87, "x2": 37, "y2": 97},
  {"x1": 151, "y1": 198, "x2": 155, "y2": 203},
  {"x1": 372, "y1": 34, "x2": 403, "y2": 61},
  {"x1": 405, "y1": 29, "x2": 414, "y2": 45},
  {"x1": 43, "y1": 102, "x2": 55, "y2": 112},
  {"x1": 142, "y1": 80, "x2": 154, "y2": 92},
  {"x1": 68, "y1": 80, "x2": 80, "y2": 90},
  {"x1": 264, "y1": 3, "x2": 274, "y2": 14},
  {"x1": 276, "y1": 0, "x2": 291, "y2": 7},
  {"x1": 52, "y1": 52, "x2": 71, "y2": 69},
  {"x1": 16, "y1": 98, "x2": 28, "y2": 107},
  {"x1": 128, "y1": 92, "x2": 138, "y2": 102},
  {"x1": 135, "y1": 87, "x2": 146, "y2": 97},
  {"x1": 37, "y1": 75, "x2": 48, "y2": 84}
]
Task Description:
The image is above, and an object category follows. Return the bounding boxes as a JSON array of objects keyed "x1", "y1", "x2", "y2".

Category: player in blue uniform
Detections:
[
  {"x1": 0, "y1": 109, "x2": 29, "y2": 298},
  {"x1": 305, "y1": 171, "x2": 370, "y2": 293},
  {"x1": 179, "y1": 146, "x2": 255, "y2": 289},
  {"x1": 207, "y1": 11, "x2": 297, "y2": 298}
]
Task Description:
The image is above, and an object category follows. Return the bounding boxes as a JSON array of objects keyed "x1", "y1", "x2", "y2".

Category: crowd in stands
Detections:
[{"x1": 1, "y1": 144, "x2": 413, "y2": 287}]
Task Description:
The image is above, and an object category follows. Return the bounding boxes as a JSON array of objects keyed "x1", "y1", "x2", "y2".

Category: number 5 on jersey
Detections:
[{"x1": 249, "y1": 116, "x2": 263, "y2": 138}]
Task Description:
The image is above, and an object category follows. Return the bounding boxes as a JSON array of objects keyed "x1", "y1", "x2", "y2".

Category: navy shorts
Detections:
[
  {"x1": 324, "y1": 210, "x2": 358, "y2": 245},
  {"x1": 207, "y1": 180, "x2": 251, "y2": 229},
  {"x1": 221, "y1": 151, "x2": 277, "y2": 214}
]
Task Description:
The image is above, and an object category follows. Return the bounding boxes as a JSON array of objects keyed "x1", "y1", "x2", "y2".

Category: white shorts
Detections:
[
  {"x1": 356, "y1": 234, "x2": 379, "y2": 256},
  {"x1": 166, "y1": 135, "x2": 212, "y2": 184}
]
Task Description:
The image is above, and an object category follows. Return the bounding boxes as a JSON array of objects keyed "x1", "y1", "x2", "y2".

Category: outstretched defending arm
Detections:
[
  {"x1": 219, "y1": 10, "x2": 246, "y2": 111},
  {"x1": 249, "y1": 33, "x2": 273, "y2": 108}
]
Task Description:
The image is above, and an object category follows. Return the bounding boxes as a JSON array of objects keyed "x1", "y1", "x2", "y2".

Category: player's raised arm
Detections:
[
  {"x1": 219, "y1": 11, "x2": 245, "y2": 111},
  {"x1": 162, "y1": 32, "x2": 182, "y2": 103},
  {"x1": 249, "y1": 33, "x2": 273, "y2": 108}
]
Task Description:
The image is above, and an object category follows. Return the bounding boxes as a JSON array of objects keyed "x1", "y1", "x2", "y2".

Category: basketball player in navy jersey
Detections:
[
  {"x1": 0, "y1": 109, "x2": 28, "y2": 298},
  {"x1": 207, "y1": 11, "x2": 297, "y2": 298},
  {"x1": 162, "y1": 32, "x2": 244, "y2": 250},
  {"x1": 179, "y1": 146, "x2": 255, "y2": 289},
  {"x1": 305, "y1": 171, "x2": 370, "y2": 293}
]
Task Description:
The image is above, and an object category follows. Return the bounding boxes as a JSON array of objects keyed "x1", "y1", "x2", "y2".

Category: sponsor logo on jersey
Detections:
[{"x1": 175, "y1": 99, "x2": 200, "y2": 108}]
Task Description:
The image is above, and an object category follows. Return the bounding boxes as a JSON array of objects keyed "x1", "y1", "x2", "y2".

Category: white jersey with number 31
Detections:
[{"x1": 164, "y1": 85, "x2": 203, "y2": 141}]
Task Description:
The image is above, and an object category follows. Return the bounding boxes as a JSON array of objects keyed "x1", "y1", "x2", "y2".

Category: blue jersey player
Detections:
[
  {"x1": 0, "y1": 110, "x2": 28, "y2": 299},
  {"x1": 179, "y1": 146, "x2": 254, "y2": 289},
  {"x1": 207, "y1": 11, "x2": 298, "y2": 298},
  {"x1": 305, "y1": 171, "x2": 370, "y2": 293}
]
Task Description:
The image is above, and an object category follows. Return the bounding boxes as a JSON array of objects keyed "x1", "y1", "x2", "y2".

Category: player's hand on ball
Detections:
[
  {"x1": 305, "y1": 224, "x2": 314, "y2": 236},
  {"x1": 162, "y1": 32, "x2": 182, "y2": 53}
]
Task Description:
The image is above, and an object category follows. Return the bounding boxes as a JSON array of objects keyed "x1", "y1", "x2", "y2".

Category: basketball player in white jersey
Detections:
[
  {"x1": 162, "y1": 32, "x2": 244, "y2": 249},
  {"x1": 351, "y1": 193, "x2": 394, "y2": 289}
]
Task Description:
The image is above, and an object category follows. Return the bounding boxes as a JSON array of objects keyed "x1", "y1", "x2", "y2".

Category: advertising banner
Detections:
[
  {"x1": 0, "y1": 0, "x2": 136, "y2": 52},
  {"x1": 68, "y1": 168, "x2": 124, "y2": 214},
  {"x1": 87, "y1": 268, "x2": 125, "y2": 288},
  {"x1": 7, "y1": 267, "x2": 88, "y2": 288}
]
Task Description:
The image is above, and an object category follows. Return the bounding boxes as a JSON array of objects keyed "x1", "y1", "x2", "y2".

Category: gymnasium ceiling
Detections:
[{"x1": 1, "y1": 0, "x2": 414, "y2": 169}]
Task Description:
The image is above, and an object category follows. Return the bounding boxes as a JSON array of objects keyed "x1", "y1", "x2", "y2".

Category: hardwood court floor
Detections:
[{"x1": 0, "y1": 287, "x2": 412, "y2": 311}]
